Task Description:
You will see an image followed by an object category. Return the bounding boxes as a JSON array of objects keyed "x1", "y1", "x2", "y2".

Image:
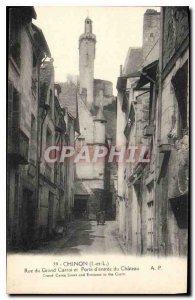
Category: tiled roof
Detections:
[
  {"x1": 123, "y1": 47, "x2": 143, "y2": 76},
  {"x1": 57, "y1": 82, "x2": 77, "y2": 118}
]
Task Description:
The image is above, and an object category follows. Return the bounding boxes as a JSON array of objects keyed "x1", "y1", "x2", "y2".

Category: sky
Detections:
[{"x1": 34, "y1": 6, "x2": 160, "y2": 95}]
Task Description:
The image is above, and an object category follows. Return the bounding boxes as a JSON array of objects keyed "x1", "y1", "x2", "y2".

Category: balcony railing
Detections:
[{"x1": 8, "y1": 127, "x2": 29, "y2": 164}]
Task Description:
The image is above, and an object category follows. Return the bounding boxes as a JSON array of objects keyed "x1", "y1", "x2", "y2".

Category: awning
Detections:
[
  {"x1": 74, "y1": 181, "x2": 89, "y2": 196},
  {"x1": 32, "y1": 23, "x2": 51, "y2": 58},
  {"x1": 134, "y1": 60, "x2": 158, "y2": 90}
]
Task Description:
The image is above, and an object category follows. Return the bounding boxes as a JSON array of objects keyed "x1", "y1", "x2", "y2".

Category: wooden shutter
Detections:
[{"x1": 8, "y1": 81, "x2": 13, "y2": 150}]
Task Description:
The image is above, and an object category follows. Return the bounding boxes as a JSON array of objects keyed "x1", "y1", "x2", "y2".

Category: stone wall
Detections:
[{"x1": 79, "y1": 38, "x2": 96, "y2": 109}]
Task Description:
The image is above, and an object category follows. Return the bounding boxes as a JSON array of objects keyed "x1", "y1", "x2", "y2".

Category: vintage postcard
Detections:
[{"x1": 7, "y1": 6, "x2": 189, "y2": 294}]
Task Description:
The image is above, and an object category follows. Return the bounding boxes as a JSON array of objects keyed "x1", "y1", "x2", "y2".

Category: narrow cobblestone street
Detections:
[{"x1": 31, "y1": 220, "x2": 124, "y2": 255}]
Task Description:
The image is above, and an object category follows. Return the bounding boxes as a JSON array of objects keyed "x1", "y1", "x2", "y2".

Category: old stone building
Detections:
[
  {"x1": 7, "y1": 6, "x2": 189, "y2": 256},
  {"x1": 38, "y1": 60, "x2": 57, "y2": 240},
  {"x1": 116, "y1": 7, "x2": 189, "y2": 256},
  {"x1": 7, "y1": 7, "x2": 77, "y2": 249},
  {"x1": 116, "y1": 9, "x2": 160, "y2": 247},
  {"x1": 7, "y1": 7, "x2": 51, "y2": 248},
  {"x1": 75, "y1": 17, "x2": 117, "y2": 220},
  {"x1": 156, "y1": 7, "x2": 189, "y2": 255},
  {"x1": 58, "y1": 18, "x2": 117, "y2": 220},
  {"x1": 63, "y1": 107, "x2": 77, "y2": 224}
]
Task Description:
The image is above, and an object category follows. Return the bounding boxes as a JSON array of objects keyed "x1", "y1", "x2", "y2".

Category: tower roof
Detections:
[
  {"x1": 85, "y1": 16, "x2": 92, "y2": 22},
  {"x1": 79, "y1": 16, "x2": 96, "y2": 42}
]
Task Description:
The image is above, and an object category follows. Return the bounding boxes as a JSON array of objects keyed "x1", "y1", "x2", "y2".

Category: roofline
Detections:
[
  {"x1": 31, "y1": 7, "x2": 37, "y2": 19},
  {"x1": 31, "y1": 23, "x2": 51, "y2": 58}
]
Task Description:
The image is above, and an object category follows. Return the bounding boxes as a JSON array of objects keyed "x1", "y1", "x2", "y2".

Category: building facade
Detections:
[
  {"x1": 116, "y1": 7, "x2": 189, "y2": 256},
  {"x1": 7, "y1": 7, "x2": 51, "y2": 248},
  {"x1": 7, "y1": 7, "x2": 77, "y2": 249},
  {"x1": 156, "y1": 7, "x2": 189, "y2": 255}
]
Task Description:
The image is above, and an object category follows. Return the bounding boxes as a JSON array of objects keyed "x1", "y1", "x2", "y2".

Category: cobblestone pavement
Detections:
[{"x1": 31, "y1": 220, "x2": 124, "y2": 255}]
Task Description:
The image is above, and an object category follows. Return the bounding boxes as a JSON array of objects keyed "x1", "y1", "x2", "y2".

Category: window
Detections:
[
  {"x1": 12, "y1": 89, "x2": 20, "y2": 129},
  {"x1": 9, "y1": 9, "x2": 21, "y2": 68},
  {"x1": 8, "y1": 81, "x2": 20, "y2": 139},
  {"x1": 8, "y1": 82, "x2": 29, "y2": 163},
  {"x1": 30, "y1": 115, "x2": 36, "y2": 162},
  {"x1": 77, "y1": 137, "x2": 85, "y2": 150},
  {"x1": 46, "y1": 127, "x2": 52, "y2": 149},
  {"x1": 146, "y1": 184, "x2": 154, "y2": 253},
  {"x1": 149, "y1": 32, "x2": 155, "y2": 42},
  {"x1": 45, "y1": 128, "x2": 53, "y2": 178}
]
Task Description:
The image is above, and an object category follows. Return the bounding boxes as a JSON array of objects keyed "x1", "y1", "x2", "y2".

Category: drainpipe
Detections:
[
  {"x1": 35, "y1": 54, "x2": 49, "y2": 243},
  {"x1": 155, "y1": 8, "x2": 164, "y2": 256}
]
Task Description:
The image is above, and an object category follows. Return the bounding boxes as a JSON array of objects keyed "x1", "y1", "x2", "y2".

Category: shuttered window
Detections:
[
  {"x1": 8, "y1": 81, "x2": 20, "y2": 142},
  {"x1": 146, "y1": 185, "x2": 154, "y2": 253},
  {"x1": 9, "y1": 9, "x2": 21, "y2": 68}
]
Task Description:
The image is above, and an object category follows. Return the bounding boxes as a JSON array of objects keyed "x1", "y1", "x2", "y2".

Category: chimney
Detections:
[{"x1": 142, "y1": 9, "x2": 160, "y2": 64}]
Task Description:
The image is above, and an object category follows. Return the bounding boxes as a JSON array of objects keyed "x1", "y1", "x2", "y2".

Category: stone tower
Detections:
[
  {"x1": 79, "y1": 17, "x2": 96, "y2": 110},
  {"x1": 142, "y1": 9, "x2": 160, "y2": 65}
]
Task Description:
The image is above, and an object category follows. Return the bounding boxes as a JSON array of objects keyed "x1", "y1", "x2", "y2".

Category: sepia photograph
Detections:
[{"x1": 6, "y1": 5, "x2": 190, "y2": 294}]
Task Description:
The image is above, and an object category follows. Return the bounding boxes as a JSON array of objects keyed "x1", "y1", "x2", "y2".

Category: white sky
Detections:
[{"x1": 34, "y1": 6, "x2": 160, "y2": 95}]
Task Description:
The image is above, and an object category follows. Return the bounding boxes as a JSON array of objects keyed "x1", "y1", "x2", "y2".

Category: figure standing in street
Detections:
[
  {"x1": 96, "y1": 210, "x2": 101, "y2": 225},
  {"x1": 100, "y1": 211, "x2": 105, "y2": 225}
]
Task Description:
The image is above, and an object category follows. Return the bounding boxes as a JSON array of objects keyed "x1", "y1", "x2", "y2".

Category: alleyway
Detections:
[{"x1": 31, "y1": 220, "x2": 124, "y2": 255}]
